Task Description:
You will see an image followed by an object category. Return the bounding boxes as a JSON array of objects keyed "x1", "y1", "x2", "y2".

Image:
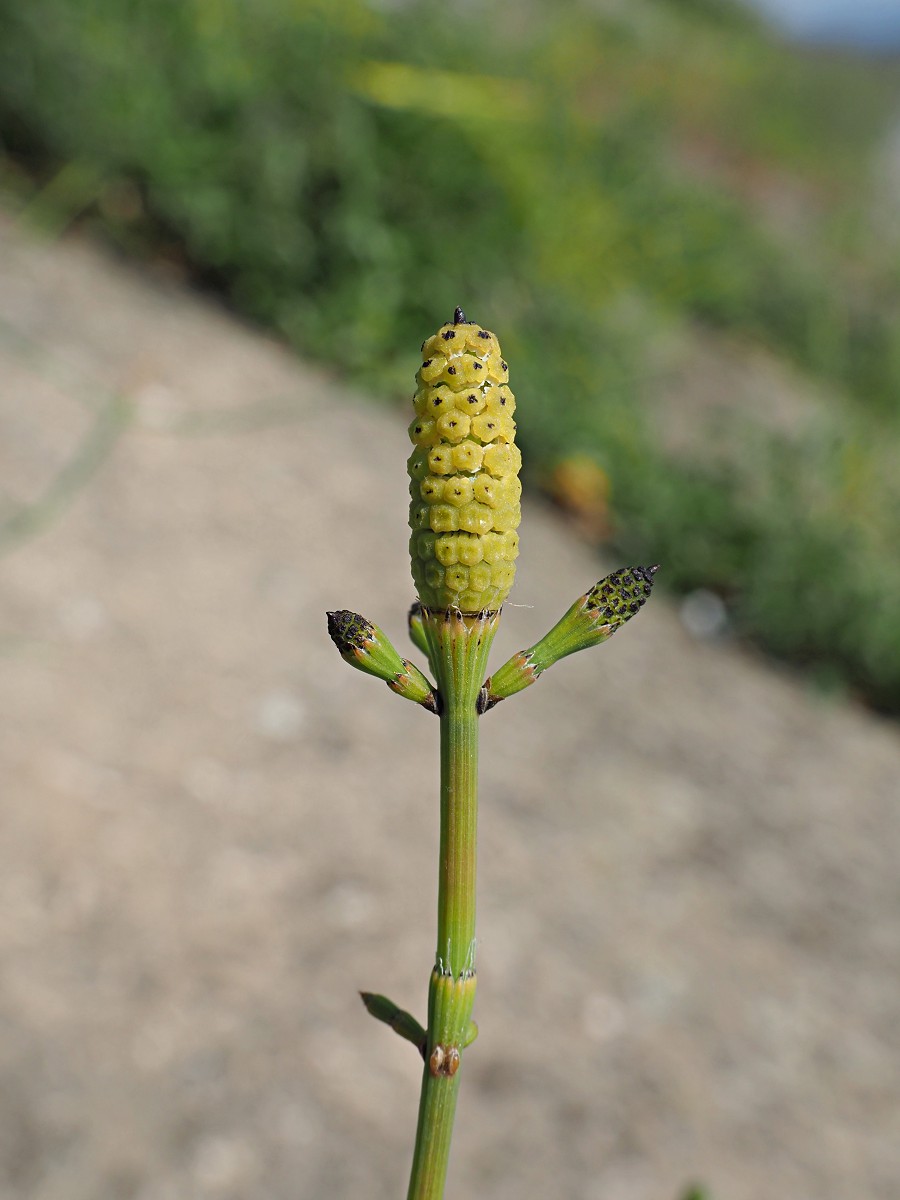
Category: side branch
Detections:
[
  {"x1": 481, "y1": 565, "x2": 659, "y2": 710},
  {"x1": 360, "y1": 992, "x2": 427, "y2": 1056},
  {"x1": 408, "y1": 602, "x2": 437, "y2": 677},
  {"x1": 326, "y1": 610, "x2": 438, "y2": 712}
]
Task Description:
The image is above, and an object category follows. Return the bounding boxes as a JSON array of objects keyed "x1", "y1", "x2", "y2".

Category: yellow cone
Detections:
[{"x1": 409, "y1": 309, "x2": 521, "y2": 612}]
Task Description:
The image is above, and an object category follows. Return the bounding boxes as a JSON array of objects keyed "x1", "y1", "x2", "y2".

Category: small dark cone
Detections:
[
  {"x1": 453, "y1": 306, "x2": 468, "y2": 324},
  {"x1": 326, "y1": 609, "x2": 374, "y2": 654},
  {"x1": 585, "y1": 565, "x2": 660, "y2": 630}
]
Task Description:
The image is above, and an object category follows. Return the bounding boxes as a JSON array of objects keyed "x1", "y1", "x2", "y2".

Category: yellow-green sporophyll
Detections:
[{"x1": 408, "y1": 307, "x2": 521, "y2": 613}]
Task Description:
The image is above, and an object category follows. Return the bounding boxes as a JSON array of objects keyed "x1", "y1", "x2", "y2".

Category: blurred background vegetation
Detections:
[{"x1": 1, "y1": 0, "x2": 899, "y2": 711}]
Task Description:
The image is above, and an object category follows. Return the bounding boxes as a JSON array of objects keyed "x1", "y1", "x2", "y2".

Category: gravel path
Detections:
[{"x1": 1, "y1": 212, "x2": 898, "y2": 1200}]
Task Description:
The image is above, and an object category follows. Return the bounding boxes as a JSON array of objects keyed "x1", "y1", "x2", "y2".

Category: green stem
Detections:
[{"x1": 406, "y1": 609, "x2": 499, "y2": 1200}]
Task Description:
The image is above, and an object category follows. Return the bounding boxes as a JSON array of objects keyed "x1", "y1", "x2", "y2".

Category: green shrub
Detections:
[{"x1": 2, "y1": 0, "x2": 899, "y2": 709}]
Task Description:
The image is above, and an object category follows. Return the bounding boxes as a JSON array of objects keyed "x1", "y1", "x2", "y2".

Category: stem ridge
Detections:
[{"x1": 406, "y1": 609, "x2": 498, "y2": 1200}]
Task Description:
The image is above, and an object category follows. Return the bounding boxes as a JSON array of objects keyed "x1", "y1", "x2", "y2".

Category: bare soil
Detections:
[{"x1": 1, "y1": 213, "x2": 898, "y2": 1200}]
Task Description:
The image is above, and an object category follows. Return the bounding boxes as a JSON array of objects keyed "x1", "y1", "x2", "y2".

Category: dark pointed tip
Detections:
[
  {"x1": 326, "y1": 610, "x2": 346, "y2": 650},
  {"x1": 631, "y1": 564, "x2": 659, "y2": 585},
  {"x1": 327, "y1": 609, "x2": 372, "y2": 652},
  {"x1": 453, "y1": 306, "x2": 468, "y2": 325}
]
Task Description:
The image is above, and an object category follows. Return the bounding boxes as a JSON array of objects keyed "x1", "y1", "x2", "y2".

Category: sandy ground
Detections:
[{"x1": 1, "y1": 212, "x2": 899, "y2": 1200}]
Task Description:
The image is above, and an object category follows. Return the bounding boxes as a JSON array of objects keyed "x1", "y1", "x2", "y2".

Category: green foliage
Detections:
[
  {"x1": 1, "y1": 0, "x2": 900, "y2": 709},
  {"x1": 679, "y1": 1187, "x2": 711, "y2": 1200}
]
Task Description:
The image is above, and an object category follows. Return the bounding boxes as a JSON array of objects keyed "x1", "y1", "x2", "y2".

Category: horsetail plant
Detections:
[{"x1": 327, "y1": 307, "x2": 657, "y2": 1199}]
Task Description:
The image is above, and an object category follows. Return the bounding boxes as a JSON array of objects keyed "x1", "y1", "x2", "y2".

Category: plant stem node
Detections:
[{"x1": 429, "y1": 1045, "x2": 461, "y2": 1077}]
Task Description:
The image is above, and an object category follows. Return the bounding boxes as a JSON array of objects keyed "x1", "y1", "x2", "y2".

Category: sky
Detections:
[{"x1": 744, "y1": 0, "x2": 900, "y2": 48}]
